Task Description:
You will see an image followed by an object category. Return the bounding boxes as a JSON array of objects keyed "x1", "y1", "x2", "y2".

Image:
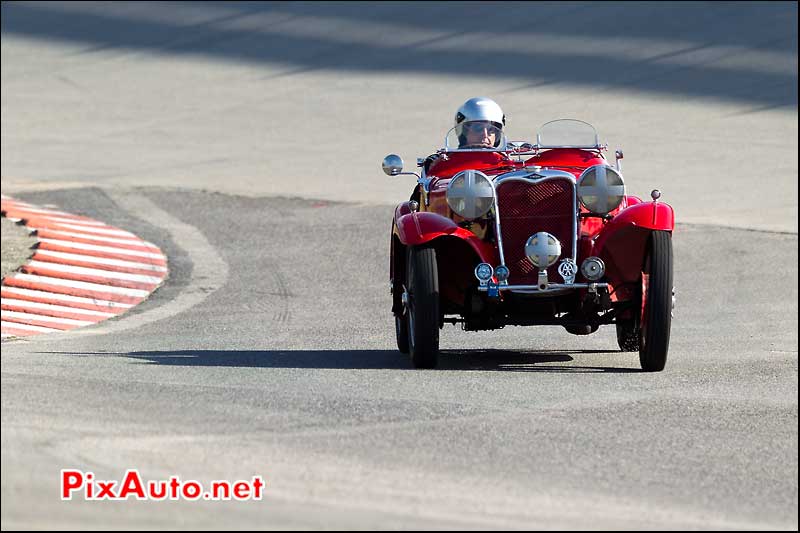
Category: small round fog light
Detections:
[
  {"x1": 581, "y1": 257, "x2": 605, "y2": 281},
  {"x1": 495, "y1": 265, "x2": 510, "y2": 282},
  {"x1": 475, "y1": 263, "x2": 494, "y2": 283}
]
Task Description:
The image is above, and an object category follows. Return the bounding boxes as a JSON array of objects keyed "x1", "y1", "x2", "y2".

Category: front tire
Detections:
[
  {"x1": 406, "y1": 246, "x2": 440, "y2": 369},
  {"x1": 639, "y1": 231, "x2": 673, "y2": 372}
]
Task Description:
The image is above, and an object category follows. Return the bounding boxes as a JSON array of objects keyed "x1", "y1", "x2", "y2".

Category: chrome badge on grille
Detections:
[{"x1": 558, "y1": 258, "x2": 578, "y2": 284}]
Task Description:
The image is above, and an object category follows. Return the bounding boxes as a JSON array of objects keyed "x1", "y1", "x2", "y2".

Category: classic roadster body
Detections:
[{"x1": 384, "y1": 119, "x2": 674, "y2": 371}]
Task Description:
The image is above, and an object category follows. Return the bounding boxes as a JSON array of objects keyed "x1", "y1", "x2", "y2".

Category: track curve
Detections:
[{"x1": 1, "y1": 195, "x2": 167, "y2": 338}]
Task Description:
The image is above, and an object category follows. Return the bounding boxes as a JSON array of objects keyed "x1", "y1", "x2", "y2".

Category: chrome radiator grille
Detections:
[{"x1": 495, "y1": 178, "x2": 576, "y2": 285}]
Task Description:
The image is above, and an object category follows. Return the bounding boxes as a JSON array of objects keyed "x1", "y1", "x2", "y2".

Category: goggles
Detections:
[{"x1": 463, "y1": 121, "x2": 500, "y2": 135}]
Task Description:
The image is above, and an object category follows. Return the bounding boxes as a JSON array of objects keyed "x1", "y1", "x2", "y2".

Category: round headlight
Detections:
[
  {"x1": 581, "y1": 257, "x2": 605, "y2": 280},
  {"x1": 447, "y1": 170, "x2": 494, "y2": 220},
  {"x1": 525, "y1": 232, "x2": 562, "y2": 268},
  {"x1": 578, "y1": 165, "x2": 625, "y2": 215}
]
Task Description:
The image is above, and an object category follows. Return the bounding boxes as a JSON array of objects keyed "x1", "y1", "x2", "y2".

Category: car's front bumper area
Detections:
[{"x1": 477, "y1": 282, "x2": 608, "y2": 297}]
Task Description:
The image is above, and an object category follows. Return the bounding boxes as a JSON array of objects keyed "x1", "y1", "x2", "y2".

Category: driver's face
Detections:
[{"x1": 464, "y1": 122, "x2": 497, "y2": 147}]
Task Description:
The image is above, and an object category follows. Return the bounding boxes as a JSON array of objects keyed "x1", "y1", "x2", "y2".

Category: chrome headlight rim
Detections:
[
  {"x1": 577, "y1": 164, "x2": 625, "y2": 215},
  {"x1": 446, "y1": 169, "x2": 495, "y2": 220}
]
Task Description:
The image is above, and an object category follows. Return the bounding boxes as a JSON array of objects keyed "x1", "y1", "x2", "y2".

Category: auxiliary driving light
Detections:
[
  {"x1": 494, "y1": 265, "x2": 510, "y2": 283},
  {"x1": 475, "y1": 263, "x2": 494, "y2": 283},
  {"x1": 581, "y1": 257, "x2": 605, "y2": 280},
  {"x1": 524, "y1": 232, "x2": 562, "y2": 268}
]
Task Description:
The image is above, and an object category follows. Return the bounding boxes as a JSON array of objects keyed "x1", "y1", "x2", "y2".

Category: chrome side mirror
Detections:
[{"x1": 382, "y1": 154, "x2": 403, "y2": 176}]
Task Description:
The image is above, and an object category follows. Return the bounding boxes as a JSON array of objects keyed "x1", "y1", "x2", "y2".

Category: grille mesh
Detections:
[{"x1": 496, "y1": 179, "x2": 575, "y2": 284}]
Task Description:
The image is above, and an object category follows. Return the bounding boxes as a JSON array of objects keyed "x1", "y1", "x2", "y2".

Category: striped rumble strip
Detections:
[{"x1": 1, "y1": 194, "x2": 167, "y2": 339}]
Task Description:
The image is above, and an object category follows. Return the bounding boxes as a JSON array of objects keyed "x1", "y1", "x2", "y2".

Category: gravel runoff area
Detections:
[{"x1": 1, "y1": 216, "x2": 36, "y2": 280}]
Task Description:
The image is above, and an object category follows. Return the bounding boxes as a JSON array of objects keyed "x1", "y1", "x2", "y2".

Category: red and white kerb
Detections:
[{"x1": 1, "y1": 194, "x2": 167, "y2": 338}]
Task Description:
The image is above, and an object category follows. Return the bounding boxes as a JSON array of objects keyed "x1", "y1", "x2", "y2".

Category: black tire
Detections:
[
  {"x1": 406, "y1": 246, "x2": 440, "y2": 369},
  {"x1": 395, "y1": 314, "x2": 409, "y2": 354},
  {"x1": 616, "y1": 321, "x2": 639, "y2": 351},
  {"x1": 639, "y1": 231, "x2": 673, "y2": 372}
]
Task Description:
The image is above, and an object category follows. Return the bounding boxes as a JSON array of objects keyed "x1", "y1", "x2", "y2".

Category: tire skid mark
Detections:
[{"x1": 272, "y1": 267, "x2": 291, "y2": 324}]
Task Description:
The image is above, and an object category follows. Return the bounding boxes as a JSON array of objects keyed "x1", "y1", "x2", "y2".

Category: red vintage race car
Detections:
[{"x1": 384, "y1": 119, "x2": 675, "y2": 371}]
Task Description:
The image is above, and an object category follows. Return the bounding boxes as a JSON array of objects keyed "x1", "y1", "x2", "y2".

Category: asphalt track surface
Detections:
[{"x1": 1, "y1": 2, "x2": 797, "y2": 530}]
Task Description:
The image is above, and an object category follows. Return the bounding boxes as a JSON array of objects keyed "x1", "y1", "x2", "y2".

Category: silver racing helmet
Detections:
[{"x1": 454, "y1": 97, "x2": 506, "y2": 148}]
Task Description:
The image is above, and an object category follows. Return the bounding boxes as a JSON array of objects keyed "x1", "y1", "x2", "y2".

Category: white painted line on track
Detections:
[
  {"x1": 65, "y1": 190, "x2": 228, "y2": 338},
  {"x1": 29, "y1": 227, "x2": 153, "y2": 246},
  {"x1": 0, "y1": 321, "x2": 63, "y2": 333},
  {"x1": 26, "y1": 261, "x2": 164, "y2": 284},
  {"x1": 0, "y1": 287, "x2": 134, "y2": 308},
  {"x1": 1, "y1": 310, "x2": 94, "y2": 327},
  {"x1": 38, "y1": 238, "x2": 166, "y2": 259},
  {"x1": 7, "y1": 213, "x2": 108, "y2": 226},
  {"x1": 50, "y1": 222, "x2": 140, "y2": 236},
  {"x1": 1, "y1": 206, "x2": 80, "y2": 218},
  {"x1": 34, "y1": 250, "x2": 168, "y2": 272},
  {"x1": 1, "y1": 298, "x2": 116, "y2": 317},
  {"x1": 9, "y1": 274, "x2": 151, "y2": 297}
]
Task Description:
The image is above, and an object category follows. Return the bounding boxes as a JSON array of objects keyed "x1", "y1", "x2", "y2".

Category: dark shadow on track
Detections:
[
  {"x1": 45, "y1": 349, "x2": 642, "y2": 372},
  {"x1": 2, "y1": 2, "x2": 796, "y2": 109}
]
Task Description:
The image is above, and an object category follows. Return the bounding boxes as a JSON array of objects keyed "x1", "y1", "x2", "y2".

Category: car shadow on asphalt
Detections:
[{"x1": 48, "y1": 349, "x2": 642, "y2": 372}]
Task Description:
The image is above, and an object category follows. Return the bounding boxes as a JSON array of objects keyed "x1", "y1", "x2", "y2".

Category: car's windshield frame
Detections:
[{"x1": 440, "y1": 119, "x2": 606, "y2": 154}]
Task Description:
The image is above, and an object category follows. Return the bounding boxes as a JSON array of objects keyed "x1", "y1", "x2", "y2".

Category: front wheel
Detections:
[
  {"x1": 406, "y1": 246, "x2": 440, "y2": 369},
  {"x1": 639, "y1": 231, "x2": 673, "y2": 372}
]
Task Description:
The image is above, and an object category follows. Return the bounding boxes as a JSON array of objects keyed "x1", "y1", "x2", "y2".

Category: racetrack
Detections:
[{"x1": 1, "y1": 2, "x2": 797, "y2": 529}]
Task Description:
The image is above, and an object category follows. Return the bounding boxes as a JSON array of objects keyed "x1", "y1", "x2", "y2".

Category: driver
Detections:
[
  {"x1": 422, "y1": 97, "x2": 507, "y2": 173},
  {"x1": 455, "y1": 97, "x2": 505, "y2": 148}
]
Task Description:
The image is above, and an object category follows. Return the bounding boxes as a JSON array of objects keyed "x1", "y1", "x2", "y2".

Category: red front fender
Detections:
[
  {"x1": 622, "y1": 200, "x2": 674, "y2": 231},
  {"x1": 595, "y1": 201, "x2": 674, "y2": 248},
  {"x1": 593, "y1": 201, "x2": 675, "y2": 284},
  {"x1": 395, "y1": 211, "x2": 496, "y2": 264}
]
